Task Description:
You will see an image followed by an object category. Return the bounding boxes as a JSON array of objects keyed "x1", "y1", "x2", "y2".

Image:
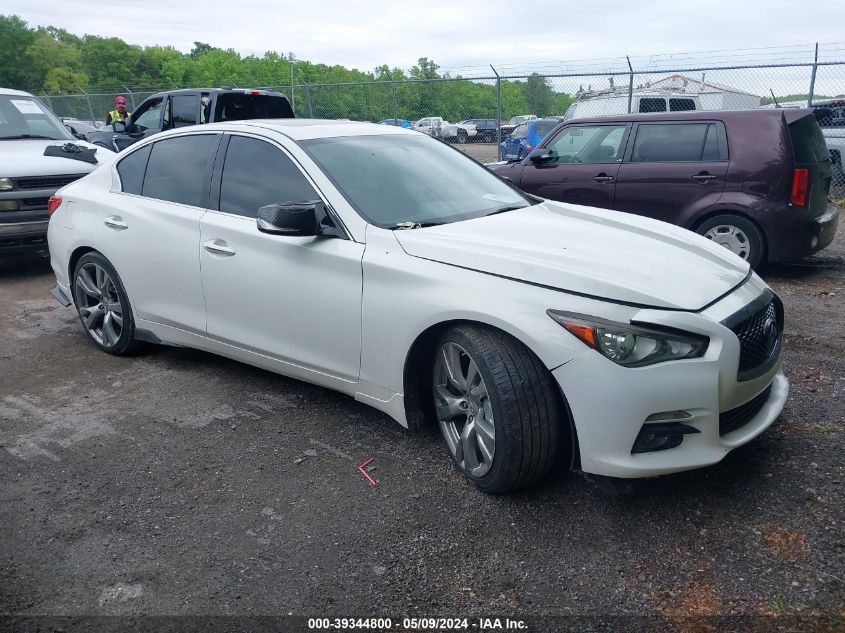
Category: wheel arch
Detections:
[
  {"x1": 401, "y1": 318, "x2": 579, "y2": 470},
  {"x1": 68, "y1": 245, "x2": 98, "y2": 286}
]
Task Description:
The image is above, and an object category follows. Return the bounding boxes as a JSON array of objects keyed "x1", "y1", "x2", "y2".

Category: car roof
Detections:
[
  {"x1": 197, "y1": 118, "x2": 413, "y2": 140},
  {"x1": 146, "y1": 87, "x2": 289, "y2": 99},
  {"x1": 563, "y1": 109, "x2": 815, "y2": 125},
  {"x1": 0, "y1": 87, "x2": 37, "y2": 97}
]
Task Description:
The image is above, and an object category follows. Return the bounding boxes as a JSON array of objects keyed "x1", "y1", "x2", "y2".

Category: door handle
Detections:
[
  {"x1": 203, "y1": 239, "x2": 236, "y2": 256},
  {"x1": 592, "y1": 174, "x2": 615, "y2": 183},
  {"x1": 692, "y1": 172, "x2": 718, "y2": 183},
  {"x1": 104, "y1": 215, "x2": 128, "y2": 230}
]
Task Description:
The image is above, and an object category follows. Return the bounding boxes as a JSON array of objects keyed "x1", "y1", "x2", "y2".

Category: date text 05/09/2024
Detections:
[{"x1": 307, "y1": 617, "x2": 528, "y2": 630}]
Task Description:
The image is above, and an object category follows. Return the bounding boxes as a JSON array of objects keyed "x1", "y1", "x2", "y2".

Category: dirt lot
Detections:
[
  {"x1": 456, "y1": 142, "x2": 500, "y2": 164},
  {"x1": 1, "y1": 217, "x2": 844, "y2": 629}
]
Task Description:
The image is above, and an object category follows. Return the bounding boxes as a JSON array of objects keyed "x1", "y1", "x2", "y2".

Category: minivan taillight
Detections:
[
  {"x1": 791, "y1": 168, "x2": 809, "y2": 206},
  {"x1": 47, "y1": 196, "x2": 62, "y2": 215}
]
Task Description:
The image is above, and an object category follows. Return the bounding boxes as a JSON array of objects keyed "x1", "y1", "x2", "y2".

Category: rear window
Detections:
[
  {"x1": 639, "y1": 98, "x2": 667, "y2": 113},
  {"x1": 632, "y1": 123, "x2": 722, "y2": 162},
  {"x1": 535, "y1": 120, "x2": 558, "y2": 136},
  {"x1": 788, "y1": 115, "x2": 830, "y2": 163},
  {"x1": 117, "y1": 144, "x2": 152, "y2": 195},
  {"x1": 214, "y1": 93, "x2": 294, "y2": 121},
  {"x1": 670, "y1": 98, "x2": 696, "y2": 112}
]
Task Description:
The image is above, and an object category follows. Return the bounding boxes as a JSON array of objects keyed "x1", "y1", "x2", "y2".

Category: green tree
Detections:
[
  {"x1": 522, "y1": 73, "x2": 554, "y2": 117},
  {"x1": 0, "y1": 15, "x2": 38, "y2": 90}
]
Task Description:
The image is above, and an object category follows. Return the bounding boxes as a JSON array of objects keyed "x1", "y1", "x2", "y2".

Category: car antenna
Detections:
[{"x1": 770, "y1": 89, "x2": 781, "y2": 109}]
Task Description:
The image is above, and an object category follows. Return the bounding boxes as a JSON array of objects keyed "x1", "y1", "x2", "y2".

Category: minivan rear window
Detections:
[
  {"x1": 788, "y1": 115, "x2": 830, "y2": 164},
  {"x1": 214, "y1": 93, "x2": 294, "y2": 121}
]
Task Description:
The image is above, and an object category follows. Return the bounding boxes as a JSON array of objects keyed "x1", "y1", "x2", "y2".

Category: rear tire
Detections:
[
  {"x1": 483, "y1": 132, "x2": 495, "y2": 143},
  {"x1": 456, "y1": 130, "x2": 468, "y2": 144},
  {"x1": 72, "y1": 252, "x2": 141, "y2": 355},
  {"x1": 432, "y1": 325, "x2": 562, "y2": 493},
  {"x1": 696, "y1": 214, "x2": 765, "y2": 269}
]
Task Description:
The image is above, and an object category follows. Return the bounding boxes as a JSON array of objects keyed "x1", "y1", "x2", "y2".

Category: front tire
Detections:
[
  {"x1": 72, "y1": 252, "x2": 141, "y2": 355},
  {"x1": 456, "y1": 130, "x2": 468, "y2": 144},
  {"x1": 696, "y1": 214, "x2": 765, "y2": 269},
  {"x1": 432, "y1": 325, "x2": 562, "y2": 493}
]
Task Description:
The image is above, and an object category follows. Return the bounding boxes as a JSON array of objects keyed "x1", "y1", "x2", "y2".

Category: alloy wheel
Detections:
[
  {"x1": 433, "y1": 342, "x2": 495, "y2": 477},
  {"x1": 74, "y1": 262, "x2": 124, "y2": 347}
]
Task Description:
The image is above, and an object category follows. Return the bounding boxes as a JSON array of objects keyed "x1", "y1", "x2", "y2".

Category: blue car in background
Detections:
[
  {"x1": 500, "y1": 117, "x2": 562, "y2": 159},
  {"x1": 377, "y1": 118, "x2": 412, "y2": 128}
]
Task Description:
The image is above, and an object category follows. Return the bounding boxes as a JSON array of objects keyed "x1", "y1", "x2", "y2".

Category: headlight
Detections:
[
  {"x1": 0, "y1": 178, "x2": 12, "y2": 191},
  {"x1": 547, "y1": 310, "x2": 709, "y2": 367}
]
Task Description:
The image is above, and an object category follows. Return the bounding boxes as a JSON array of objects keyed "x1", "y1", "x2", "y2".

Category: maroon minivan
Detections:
[{"x1": 490, "y1": 109, "x2": 839, "y2": 268}]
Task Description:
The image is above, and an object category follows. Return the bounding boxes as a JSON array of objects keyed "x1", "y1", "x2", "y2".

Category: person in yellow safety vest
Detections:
[{"x1": 106, "y1": 96, "x2": 131, "y2": 125}]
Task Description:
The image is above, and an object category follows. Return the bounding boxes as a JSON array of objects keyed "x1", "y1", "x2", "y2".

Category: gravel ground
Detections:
[
  {"x1": 455, "y1": 142, "x2": 500, "y2": 164},
  {"x1": 0, "y1": 217, "x2": 843, "y2": 630}
]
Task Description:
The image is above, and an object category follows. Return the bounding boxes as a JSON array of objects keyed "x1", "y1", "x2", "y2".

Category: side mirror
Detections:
[
  {"x1": 112, "y1": 120, "x2": 126, "y2": 133},
  {"x1": 528, "y1": 147, "x2": 555, "y2": 164},
  {"x1": 257, "y1": 201, "x2": 323, "y2": 237}
]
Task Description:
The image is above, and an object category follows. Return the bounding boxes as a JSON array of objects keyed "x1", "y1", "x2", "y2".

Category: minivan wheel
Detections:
[
  {"x1": 696, "y1": 214, "x2": 765, "y2": 269},
  {"x1": 72, "y1": 252, "x2": 141, "y2": 355},
  {"x1": 432, "y1": 325, "x2": 562, "y2": 493}
]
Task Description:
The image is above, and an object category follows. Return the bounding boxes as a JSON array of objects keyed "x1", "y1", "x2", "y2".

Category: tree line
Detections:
[{"x1": 0, "y1": 14, "x2": 574, "y2": 123}]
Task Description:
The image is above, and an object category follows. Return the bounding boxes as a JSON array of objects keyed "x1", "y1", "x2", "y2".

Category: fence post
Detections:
[
  {"x1": 808, "y1": 42, "x2": 819, "y2": 107},
  {"x1": 302, "y1": 81, "x2": 313, "y2": 118},
  {"x1": 392, "y1": 81, "x2": 398, "y2": 123},
  {"x1": 626, "y1": 56, "x2": 634, "y2": 114},
  {"x1": 491, "y1": 65, "x2": 501, "y2": 160},
  {"x1": 122, "y1": 84, "x2": 136, "y2": 109},
  {"x1": 81, "y1": 89, "x2": 96, "y2": 123}
]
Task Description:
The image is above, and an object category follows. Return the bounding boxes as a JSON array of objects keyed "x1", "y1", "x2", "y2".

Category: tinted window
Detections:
[
  {"x1": 632, "y1": 123, "x2": 711, "y2": 162},
  {"x1": 214, "y1": 94, "x2": 294, "y2": 121},
  {"x1": 701, "y1": 124, "x2": 720, "y2": 161},
  {"x1": 788, "y1": 116, "x2": 830, "y2": 163},
  {"x1": 670, "y1": 98, "x2": 696, "y2": 112},
  {"x1": 142, "y1": 135, "x2": 218, "y2": 206},
  {"x1": 117, "y1": 144, "x2": 152, "y2": 195},
  {"x1": 547, "y1": 125, "x2": 627, "y2": 164},
  {"x1": 171, "y1": 96, "x2": 197, "y2": 128},
  {"x1": 219, "y1": 136, "x2": 319, "y2": 218},
  {"x1": 639, "y1": 98, "x2": 667, "y2": 113}
]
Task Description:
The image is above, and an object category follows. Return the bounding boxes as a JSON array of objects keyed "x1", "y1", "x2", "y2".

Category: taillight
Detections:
[
  {"x1": 47, "y1": 195, "x2": 62, "y2": 215},
  {"x1": 791, "y1": 168, "x2": 809, "y2": 206},
  {"x1": 525, "y1": 144, "x2": 533, "y2": 152},
  {"x1": 250, "y1": 90, "x2": 261, "y2": 95}
]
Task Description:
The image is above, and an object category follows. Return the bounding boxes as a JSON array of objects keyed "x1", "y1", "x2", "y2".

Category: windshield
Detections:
[
  {"x1": 300, "y1": 134, "x2": 534, "y2": 228},
  {"x1": 0, "y1": 95, "x2": 74, "y2": 140}
]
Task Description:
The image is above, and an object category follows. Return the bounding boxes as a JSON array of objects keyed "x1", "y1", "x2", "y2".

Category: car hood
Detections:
[
  {"x1": 0, "y1": 139, "x2": 113, "y2": 176},
  {"x1": 393, "y1": 201, "x2": 751, "y2": 311}
]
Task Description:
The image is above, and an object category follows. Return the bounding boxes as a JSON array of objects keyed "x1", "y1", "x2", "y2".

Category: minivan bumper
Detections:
[{"x1": 766, "y1": 201, "x2": 839, "y2": 263}]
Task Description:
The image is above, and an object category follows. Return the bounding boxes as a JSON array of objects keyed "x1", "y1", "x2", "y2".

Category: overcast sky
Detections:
[{"x1": 6, "y1": 0, "x2": 842, "y2": 74}]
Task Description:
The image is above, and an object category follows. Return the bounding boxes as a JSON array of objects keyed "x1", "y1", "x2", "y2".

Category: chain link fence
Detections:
[{"x1": 41, "y1": 45, "x2": 845, "y2": 173}]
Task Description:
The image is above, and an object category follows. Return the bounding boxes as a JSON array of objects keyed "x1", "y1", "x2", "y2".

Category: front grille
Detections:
[
  {"x1": 719, "y1": 384, "x2": 772, "y2": 435},
  {"x1": 21, "y1": 197, "x2": 50, "y2": 208},
  {"x1": 729, "y1": 298, "x2": 782, "y2": 380},
  {"x1": 15, "y1": 174, "x2": 85, "y2": 190}
]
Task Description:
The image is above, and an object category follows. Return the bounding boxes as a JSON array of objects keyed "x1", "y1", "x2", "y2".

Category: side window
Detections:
[
  {"x1": 639, "y1": 98, "x2": 667, "y2": 113},
  {"x1": 632, "y1": 123, "x2": 711, "y2": 162},
  {"x1": 701, "y1": 124, "x2": 720, "y2": 161},
  {"x1": 117, "y1": 144, "x2": 152, "y2": 195},
  {"x1": 133, "y1": 99, "x2": 163, "y2": 132},
  {"x1": 142, "y1": 135, "x2": 218, "y2": 206},
  {"x1": 670, "y1": 98, "x2": 697, "y2": 112},
  {"x1": 219, "y1": 136, "x2": 319, "y2": 218},
  {"x1": 513, "y1": 123, "x2": 529, "y2": 137},
  {"x1": 418, "y1": 119, "x2": 430, "y2": 127},
  {"x1": 546, "y1": 125, "x2": 627, "y2": 164},
  {"x1": 171, "y1": 96, "x2": 198, "y2": 128}
]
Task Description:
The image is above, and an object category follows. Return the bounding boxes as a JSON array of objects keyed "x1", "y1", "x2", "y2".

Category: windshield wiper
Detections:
[
  {"x1": 484, "y1": 204, "x2": 527, "y2": 217},
  {"x1": 0, "y1": 134, "x2": 61, "y2": 140},
  {"x1": 389, "y1": 221, "x2": 445, "y2": 230}
]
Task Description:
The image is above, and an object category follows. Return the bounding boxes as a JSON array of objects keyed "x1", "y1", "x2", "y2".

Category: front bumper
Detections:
[{"x1": 553, "y1": 281, "x2": 789, "y2": 479}]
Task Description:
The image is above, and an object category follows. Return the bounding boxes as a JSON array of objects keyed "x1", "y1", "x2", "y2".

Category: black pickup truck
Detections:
[{"x1": 87, "y1": 88, "x2": 294, "y2": 152}]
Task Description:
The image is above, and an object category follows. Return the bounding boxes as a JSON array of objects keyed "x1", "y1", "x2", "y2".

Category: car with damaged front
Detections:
[{"x1": 47, "y1": 119, "x2": 788, "y2": 493}]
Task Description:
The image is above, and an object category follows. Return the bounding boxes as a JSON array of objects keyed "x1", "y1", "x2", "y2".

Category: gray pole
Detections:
[
  {"x1": 122, "y1": 84, "x2": 136, "y2": 109},
  {"x1": 808, "y1": 43, "x2": 819, "y2": 107},
  {"x1": 491, "y1": 65, "x2": 502, "y2": 160},
  {"x1": 290, "y1": 60, "x2": 296, "y2": 111},
  {"x1": 626, "y1": 56, "x2": 634, "y2": 114},
  {"x1": 302, "y1": 81, "x2": 313, "y2": 118},
  {"x1": 392, "y1": 81, "x2": 398, "y2": 123},
  {"x1": 81, "y1": 89, "x2": 96, "y2": 123}
]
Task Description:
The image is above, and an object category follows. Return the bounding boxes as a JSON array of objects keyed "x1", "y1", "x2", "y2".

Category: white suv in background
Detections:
[{"x1": 0, "y1": 88, "x2": 113, "y2": 254}]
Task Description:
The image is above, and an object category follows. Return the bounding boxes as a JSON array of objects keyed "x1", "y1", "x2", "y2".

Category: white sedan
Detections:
[{"x1": 47, "y1": 119, "x2": 788, "y2": 493}]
